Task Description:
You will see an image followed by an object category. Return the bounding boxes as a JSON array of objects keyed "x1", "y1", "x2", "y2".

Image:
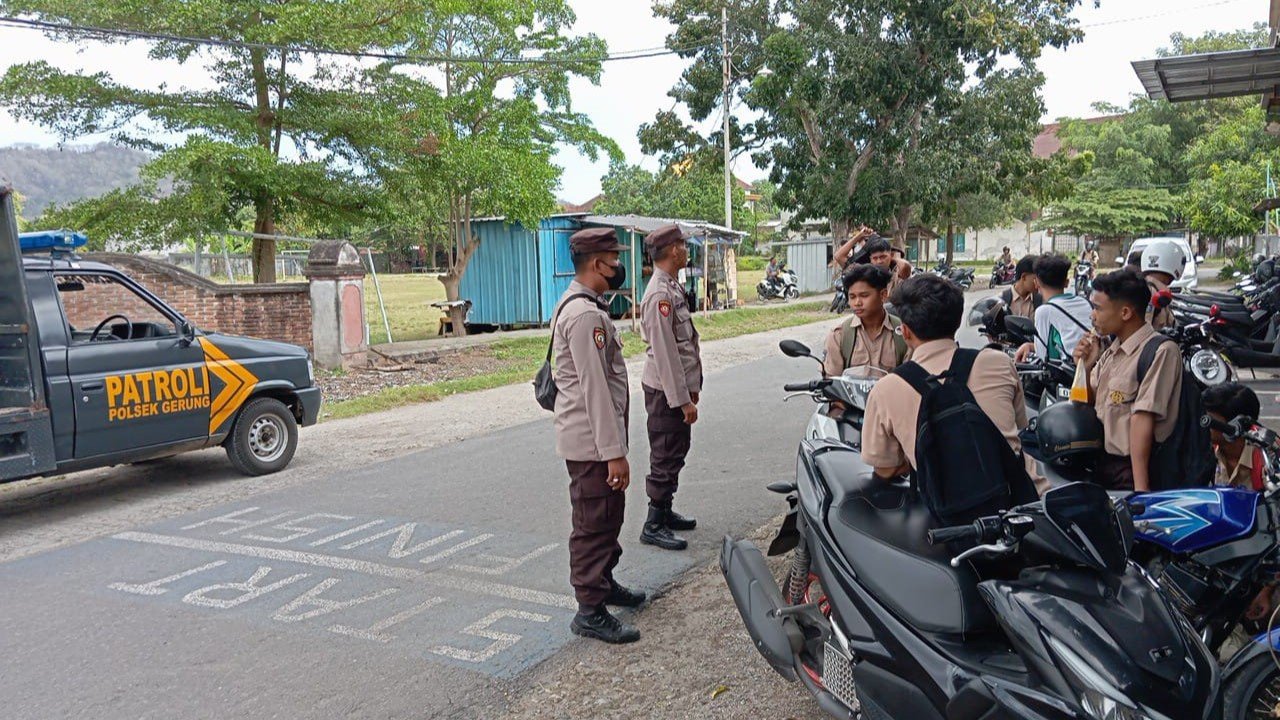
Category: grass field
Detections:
[
  {"x1": 324, "y1": 300, "x2": 828, "y2": 420},
  {"x1": 360, "y1": 270, "x2": 785, "y2": 345}
]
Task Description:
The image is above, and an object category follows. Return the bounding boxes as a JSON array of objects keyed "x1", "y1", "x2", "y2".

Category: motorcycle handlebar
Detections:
[
  {"x1": 1204, "y1": 415, "x2": 1251, "y2": 441},
  {"x1": 927, "y1": 524, "x2": 980, "y2": 545},
  {"x1": 783, "y1": 379, "x2": 831, "y2": 393}
]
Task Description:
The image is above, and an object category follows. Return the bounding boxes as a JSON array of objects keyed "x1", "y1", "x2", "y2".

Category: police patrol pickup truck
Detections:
[{"x1": 0, "y1": 186, "x2": 320, "y2": 484}]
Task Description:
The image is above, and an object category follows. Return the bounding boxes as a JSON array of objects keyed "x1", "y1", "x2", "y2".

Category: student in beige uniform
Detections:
[
  {"x1": 638, "y1": 224, "x2": 703, "y2": 552},
  {"x1": 552, "y1": 227, "x2": 644, "y2": 645},
  {"x1": 822, "y1": 264, "x2": 908, "y2": 377},
  {"x1": 1139, "y1": 239, "x2": 1186, "y2": 331},
  {"x1": 1073, "y1": 269, "x2": 1182, "y2": 492},
  {"x1": 865, "y1": 237, "x2": 907, "y2": 296},
  {"x1": 1003, "y1": 255, "x2": 1043, "y2": 319},
  {"x1": 861, "y1": 275, "x2": 1031, "y2": 480},
  {"x1": 1203, "y1": 382, "x2": 1264, "y2": 489}
]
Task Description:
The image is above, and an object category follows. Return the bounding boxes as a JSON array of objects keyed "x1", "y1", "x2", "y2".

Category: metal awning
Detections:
[
  {"x1": 1132, "y1": 46, "x2": 1280, "y2": 102},
  {"x1": 579, "y1": 214, "x2": 747, "y2": 244}
]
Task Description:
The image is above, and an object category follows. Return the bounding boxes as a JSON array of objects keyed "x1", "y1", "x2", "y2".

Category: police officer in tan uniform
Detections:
[
  {"x1": 552, "y1": 227, "x2": 644, "y2": 644},
  {"x1": 638, "y1": 224, "x2": 703, "y2": 552},
  {"x1": 1073, "y1": 268, "x2": 1182, "y2": 492},
  {"x1": 860, "y1": 276, "x2": 1031, "y2": 479}
]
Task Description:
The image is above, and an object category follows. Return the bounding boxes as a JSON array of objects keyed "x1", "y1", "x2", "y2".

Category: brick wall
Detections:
[{"x1": 71, "y1": 253, "x2": 313, "y2": 351}]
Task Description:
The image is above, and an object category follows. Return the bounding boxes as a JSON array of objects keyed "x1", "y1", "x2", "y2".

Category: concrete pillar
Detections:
[{"x1": 304, "y1": 241, "x2": 367, "y2": 369}]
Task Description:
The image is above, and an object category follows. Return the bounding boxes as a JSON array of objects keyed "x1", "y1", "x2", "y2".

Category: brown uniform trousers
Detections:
[
  {"x1": 640, "y1": 267, "x2": 703, "y2": 507},
  {"x1": 552, "y1": 280, "x2": 631, "y2": 607}
]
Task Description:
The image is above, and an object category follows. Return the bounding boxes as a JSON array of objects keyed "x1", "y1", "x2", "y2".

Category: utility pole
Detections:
[{"x1": 722, "y1": 6, "x2": 732, "y2": 234}]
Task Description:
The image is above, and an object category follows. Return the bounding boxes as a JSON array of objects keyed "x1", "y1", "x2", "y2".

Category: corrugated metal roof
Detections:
[
  {"x1": 1132, "y1": 46, "x2": 1280, "y2": 102},
  {"x1": 469, "y1": 212, "x2": 587, "y2": 223},
  {"x1": 580, "y1": 214, "x2": 747, "y2": 240}
]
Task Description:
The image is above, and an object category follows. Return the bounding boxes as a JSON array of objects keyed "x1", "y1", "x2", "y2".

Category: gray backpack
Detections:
[{"x1": 533, "y1": 293, "x2": 597, "y2": 411}]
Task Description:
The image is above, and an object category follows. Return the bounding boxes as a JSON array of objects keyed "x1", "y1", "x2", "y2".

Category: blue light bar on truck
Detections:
[{"x1": 18, "y1": 230, "x2": 88, "y2": 253}]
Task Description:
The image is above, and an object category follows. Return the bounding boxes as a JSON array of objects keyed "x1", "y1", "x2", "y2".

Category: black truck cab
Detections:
[{"x1": 0, "y1": 186, "x2": 320, "y2": 483}]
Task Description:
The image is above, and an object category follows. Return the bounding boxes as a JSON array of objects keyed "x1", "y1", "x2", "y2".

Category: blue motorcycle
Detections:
[{"x1": 1130, "y1": 416, "x2": 1280, "y2": 719}]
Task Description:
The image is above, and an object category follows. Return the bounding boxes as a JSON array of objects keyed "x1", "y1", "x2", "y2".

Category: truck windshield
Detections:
[{"x1": 54, "y1": 273, "x2": 178, "y2": 343}]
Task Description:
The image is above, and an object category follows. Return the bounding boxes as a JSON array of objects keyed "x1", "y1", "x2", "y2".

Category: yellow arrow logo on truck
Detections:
[{"x1": 200, "y1": 337, "x2": 259, "y2": 435}]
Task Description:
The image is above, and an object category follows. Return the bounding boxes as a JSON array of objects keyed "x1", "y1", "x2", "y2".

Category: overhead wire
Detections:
[{"x1": 0, "y1": 15, "x2": 714, "y2": 65}]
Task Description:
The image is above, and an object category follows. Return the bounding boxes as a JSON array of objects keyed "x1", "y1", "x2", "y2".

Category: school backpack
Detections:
[
  {"x1": 894, "y1": 349, "x2": 1039, "y2": 525},
  {"x1": 1136, "y1": 335, "x2": 1215, "y2": 489}
]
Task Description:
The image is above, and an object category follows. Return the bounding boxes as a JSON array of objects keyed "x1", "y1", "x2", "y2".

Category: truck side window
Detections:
[{"x1": 55, "y1": 274, "x2": 178, "y2": 344}]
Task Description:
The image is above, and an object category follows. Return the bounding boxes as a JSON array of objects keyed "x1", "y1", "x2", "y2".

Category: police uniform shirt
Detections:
[
  {"x1": 1088, "y1": 323, "x2": 1181, "y2": 457},
  {"x1": 552, "y1": 281, "x2": 630, "y2": 462},
  {"x1": 640, "y1": 266, "x2": 703, "y2": 407},
  {"x1": 860, "y1": 340, "x2": 1028, "y2": 470}
]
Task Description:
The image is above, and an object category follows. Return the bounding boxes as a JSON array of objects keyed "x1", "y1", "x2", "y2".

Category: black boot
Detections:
[
  {"x1": 605, "y1": 580, "x2": 647, "y2": 608},
  {"x1": 570, "y1": 605, "x2": 640, "y2": 644},
  {"x1": 665, "y1": 506, "x2": 697, "y2": 531},
  {"x1": 640, "y1": 504, "x2": 688, "y2": 551}
]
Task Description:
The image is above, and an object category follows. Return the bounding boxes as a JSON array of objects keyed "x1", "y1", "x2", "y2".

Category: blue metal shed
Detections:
[{"x1": 460, "y1": 213, "x2": 742, "y2": 327}]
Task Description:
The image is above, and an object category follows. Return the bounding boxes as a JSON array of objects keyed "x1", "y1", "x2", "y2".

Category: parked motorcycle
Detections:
[
  {"x1": 1025, "y1": 409, "x2": 1280, "y2": 720},
  {"x1": 1074, "y1": 259, "x2": 1094, "y2": 297},
  {"x1": 828, "y1": 277, "x2": 848, "y2": 314},
  {"x1": 721, "y1": 339, "x2": 1221, "y2": 720},
  {"x1": 989, "y1": 261, "x2": 1016, "y2": 289},
  {"x1": 758, "y1": 268, "x2": 800, "y2": 301},
  {"x1": 931, "y1": 260, "x2": 975, "y2": 290}
]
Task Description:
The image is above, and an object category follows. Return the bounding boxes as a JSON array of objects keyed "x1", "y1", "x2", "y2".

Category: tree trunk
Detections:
[
  {"x1": 439, "y1": 272, "x2": 468, "y2": 338},
  {"x1": 831, "y1": 218, "x2": 850, "y2": 254},
  {"x1": 251, "y1": 196, "x2": 277, "y2": 284},
  {"x1": 945, "y1": 217, "x2": 956, "y2": 266}
]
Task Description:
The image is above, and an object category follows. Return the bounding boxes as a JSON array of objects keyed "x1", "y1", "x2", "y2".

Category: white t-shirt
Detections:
[{"x1": 1033, "y1": 294, "x2": 1094, "y2": 360}]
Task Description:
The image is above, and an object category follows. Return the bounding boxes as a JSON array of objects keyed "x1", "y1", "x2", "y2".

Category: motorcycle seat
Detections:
[{"x1": 812, "y1": 446, "x2": 996, "y2": 636}]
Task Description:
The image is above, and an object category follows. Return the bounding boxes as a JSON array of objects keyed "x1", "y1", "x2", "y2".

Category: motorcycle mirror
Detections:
[
  {"x1": 779, "y1": 339, "x2": 814, "y2": 359},
  {"x1": 767, "y1": 481, "x2": 797, "y2": 494},
  {"x1": 1004, "y1": 315, "x2": 1035, "y2": 336}
]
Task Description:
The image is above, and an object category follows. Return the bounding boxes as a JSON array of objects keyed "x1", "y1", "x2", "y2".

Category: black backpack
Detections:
[
  {"x1": 1137, "y1": 335, "x2": 1215, "y2": 489},
  {"x1": 894, "y1": 349, "x2": 1039, "y2": 525}
]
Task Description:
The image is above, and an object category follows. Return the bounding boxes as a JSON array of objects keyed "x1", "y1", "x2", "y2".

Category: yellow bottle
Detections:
[{"x1": 1069, "y1": 359, "x2": 1091, "y2": 404}]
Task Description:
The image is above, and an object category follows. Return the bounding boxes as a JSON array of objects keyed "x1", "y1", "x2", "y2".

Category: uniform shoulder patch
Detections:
[
  {"x1": 593, "y1": 327, "x2": 606, "y2": 349},
  {"x1": 658, "y1": 299, "x2": 671, "y2": 318}
]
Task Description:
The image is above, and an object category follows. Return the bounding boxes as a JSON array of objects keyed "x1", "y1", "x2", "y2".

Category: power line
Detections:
[
  {"x1": 0, "y1": 15, "x2": 713, "y2": 65},
  {"x1": 1081, "y1": 0, "x2": 1252, "y2": 29}
]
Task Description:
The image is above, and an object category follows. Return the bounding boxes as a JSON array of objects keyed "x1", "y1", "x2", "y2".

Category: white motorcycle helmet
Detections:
[{"x1": 1139, "y1": 239, "x2": 1187, "y2": 281}]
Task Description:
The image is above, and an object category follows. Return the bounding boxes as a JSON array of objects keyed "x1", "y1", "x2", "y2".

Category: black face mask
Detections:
[{"x1": 604, "y1": 260, "x2": 626, "y2": 290}]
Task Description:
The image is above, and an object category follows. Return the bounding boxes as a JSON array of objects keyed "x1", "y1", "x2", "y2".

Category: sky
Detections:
[{"x1": 0, "y1": 0, "x2": 1269, "y2": 205}]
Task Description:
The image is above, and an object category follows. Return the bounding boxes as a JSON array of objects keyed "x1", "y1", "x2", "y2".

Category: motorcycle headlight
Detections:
[
  {"x1": 1046, "y1": 636, "x2": 1169, "y2": 720},
  {"x1": 1189, "y1": 349, "x2": 1230, "y2": 386}
]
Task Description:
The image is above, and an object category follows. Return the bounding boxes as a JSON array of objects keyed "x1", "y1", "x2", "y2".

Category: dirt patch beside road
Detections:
[{"x1": 500, "y1": 521, "x2": 823, "y2": 720}]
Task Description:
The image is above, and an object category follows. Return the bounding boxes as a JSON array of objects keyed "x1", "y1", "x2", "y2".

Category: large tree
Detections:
[
  {"x1": 643, "y1": 0, "x2": 1086, "y2": 248},
  {"x1": 359, "y1": 2, "x2": 619, "y2": 337},
  {"x1": 1, "y1": 0, "x2": 428, "y2": 281},
  {"x1": 594, "y1": 160, "x2": 748, "y2": 229}
]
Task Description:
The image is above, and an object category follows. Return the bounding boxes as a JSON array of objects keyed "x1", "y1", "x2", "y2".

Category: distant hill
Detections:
[{"x1": 0, "y1": 143, "x2": 150, "y2": 219}]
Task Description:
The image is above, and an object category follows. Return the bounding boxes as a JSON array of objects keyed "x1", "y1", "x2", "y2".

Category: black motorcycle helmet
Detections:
[
  {"x1": 1256, "y1": 257, "x2": 1276, "y2": 284},
  {"x1": 1036, "y1": 402, "x2": 1104, "y2": 478},
  {"x1": 967, "y1": 296, "x2": 1005, "y2": 328}
]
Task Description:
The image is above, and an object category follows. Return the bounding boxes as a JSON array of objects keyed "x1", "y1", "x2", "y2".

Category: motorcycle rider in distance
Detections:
[
  {"x1": 1139, "y1": 239, "x2": 1185, "y2": 330},
  {"x1": 1013, "y1": 253, "x2": 1093, "y2": 363},
  {"x1": 998, "y1": 246, "x2": 1013, "y2": 269},
  {"x1": 822, "y1": 264, "x2": 909, "y2": 378},
  {"x1": 1003, "y1": 255, "x2": 1042, "y2": 319},
  {"x1": 1073, "y1": 269, "x2": 1183, "y2": 491},
  {"x1": 1083, "y1": 241, "x2": 1100, "y2": 266},
  {"x1": 860, "y1": 275, "x2": 1033, "y2": 484}
]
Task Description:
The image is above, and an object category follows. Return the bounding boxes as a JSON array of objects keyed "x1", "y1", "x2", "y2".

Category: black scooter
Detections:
[{"x1": 721, "y1": 341, "x2": 1221, "y2": 719}]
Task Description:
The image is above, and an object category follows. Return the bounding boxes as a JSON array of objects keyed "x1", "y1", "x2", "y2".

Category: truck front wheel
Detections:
[{"x1": 225, "y1": 397, "x2": 299, "y2": 476}]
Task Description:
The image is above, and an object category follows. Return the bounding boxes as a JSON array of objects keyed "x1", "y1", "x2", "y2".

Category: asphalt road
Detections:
[{"x1": 0, "y1": 285, "x2": 1013, "y2": 720}]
